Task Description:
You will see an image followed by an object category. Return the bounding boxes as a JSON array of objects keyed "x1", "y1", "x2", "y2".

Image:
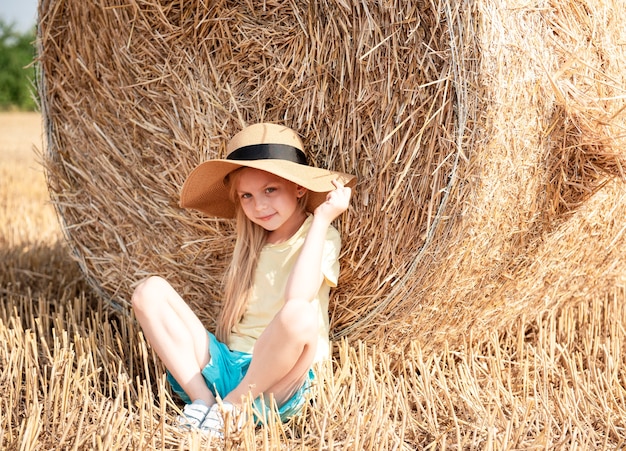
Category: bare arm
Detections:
[{"x1": 284, "y1": 180, "x2": 352, "y2": 302}]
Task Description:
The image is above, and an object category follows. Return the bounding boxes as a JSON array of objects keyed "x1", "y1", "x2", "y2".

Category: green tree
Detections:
[{"x1": 0, "y1": 20, "x2": 37, "y2": 111}]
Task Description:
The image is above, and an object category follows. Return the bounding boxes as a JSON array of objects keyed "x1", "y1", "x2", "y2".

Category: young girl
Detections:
[{"x1": 131, "y1": 123, "x2": 355, "y2": 437}]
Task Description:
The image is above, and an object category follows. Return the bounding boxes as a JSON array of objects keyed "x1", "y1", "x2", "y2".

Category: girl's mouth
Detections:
[{"x1": 258, "y1": 213, "x2": 276, "y2": 221}]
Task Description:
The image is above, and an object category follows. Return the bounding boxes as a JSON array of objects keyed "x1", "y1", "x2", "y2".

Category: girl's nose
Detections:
[{"x1": 254, "y1": 197, "x2": 267, "y2": 211}]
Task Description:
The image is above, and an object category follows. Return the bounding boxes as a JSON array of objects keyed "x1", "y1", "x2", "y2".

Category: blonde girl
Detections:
[{"x1": 131, "y1": 123, "x2": 355, "y2": 437}]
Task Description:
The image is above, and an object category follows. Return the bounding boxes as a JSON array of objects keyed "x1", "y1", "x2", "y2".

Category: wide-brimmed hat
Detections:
[{"x1": 180, "y1": 123, "x2": 356, "y2": 218}]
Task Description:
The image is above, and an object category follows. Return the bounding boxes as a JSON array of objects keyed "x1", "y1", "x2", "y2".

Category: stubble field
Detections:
[{"x1": 1, "y1": 112, "x2": 625, "y2": 449}]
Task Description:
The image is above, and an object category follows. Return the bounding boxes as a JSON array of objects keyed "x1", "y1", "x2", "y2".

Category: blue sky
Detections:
[{"x1": 0, "y1": 0, "x2": 39, "y2": 32}]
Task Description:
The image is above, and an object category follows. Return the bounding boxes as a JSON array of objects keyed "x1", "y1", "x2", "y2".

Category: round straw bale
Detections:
[{"x1": 38, "y1": 0, "x2": 626, "y2": 351}]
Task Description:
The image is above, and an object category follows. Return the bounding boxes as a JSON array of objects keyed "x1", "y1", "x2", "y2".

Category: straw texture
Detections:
[{"x1": 38, "y1": 0, "x2": 626, "y2": 351}]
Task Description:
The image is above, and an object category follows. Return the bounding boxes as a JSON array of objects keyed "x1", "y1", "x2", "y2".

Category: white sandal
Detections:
[
  {"x1": 199, "y1": 401, "x2": 245, "y2": 438},
  {"x1": 177, "y1": 399, "x2": 210, "y2": 429}
]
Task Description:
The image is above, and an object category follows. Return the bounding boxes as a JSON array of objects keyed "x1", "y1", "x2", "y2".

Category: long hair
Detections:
[{"x1": 215, "y1": 168, "x2": 308, "y2": 343}]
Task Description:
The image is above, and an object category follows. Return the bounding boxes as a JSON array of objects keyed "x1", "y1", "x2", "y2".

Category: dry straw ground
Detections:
[{"x1": 1, "y1": 115, "x2": 626, "y2": 448}]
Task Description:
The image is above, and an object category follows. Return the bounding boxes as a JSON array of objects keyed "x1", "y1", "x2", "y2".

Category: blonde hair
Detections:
[{"x1": 215, "y1": 168, "x2": 308, "y2": 343}]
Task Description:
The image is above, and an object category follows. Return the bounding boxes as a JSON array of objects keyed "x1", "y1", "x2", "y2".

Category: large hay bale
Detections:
[{"x1": 38, "y1": 0, "x2": 625, "y2": 351}]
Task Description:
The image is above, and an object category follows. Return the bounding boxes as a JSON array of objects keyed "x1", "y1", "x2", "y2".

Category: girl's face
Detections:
[{"x1": 234, "y1": 167, "x2": 307, "y2": 243}]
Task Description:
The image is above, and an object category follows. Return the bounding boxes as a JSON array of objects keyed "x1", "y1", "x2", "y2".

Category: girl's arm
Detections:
[{"x1": 284, "y1": 180, "x2": 352, "y2": 302}]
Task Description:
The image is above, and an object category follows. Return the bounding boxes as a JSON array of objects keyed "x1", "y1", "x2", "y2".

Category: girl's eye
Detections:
[
  {"x1": 265, "y1": 187, "x2": 276, "y2": 194},
  {"x1": 240, "y1": 193, "x2": 252, "y2": 200}
]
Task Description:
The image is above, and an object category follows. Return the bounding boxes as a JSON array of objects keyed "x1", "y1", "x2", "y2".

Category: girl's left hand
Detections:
[{"x1": 314, "y1": 179, "x2": 352, "y2": 223}]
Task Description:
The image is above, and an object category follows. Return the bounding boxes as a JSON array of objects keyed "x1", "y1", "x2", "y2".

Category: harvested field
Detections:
[{"x1": 2, "y1": 112, "x2": 626, "y2": 449}]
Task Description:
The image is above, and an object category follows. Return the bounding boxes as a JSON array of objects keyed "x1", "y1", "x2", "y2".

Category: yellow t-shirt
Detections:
[{"x1": 227, "y1": 215, "x2": 341, "y2": 363}]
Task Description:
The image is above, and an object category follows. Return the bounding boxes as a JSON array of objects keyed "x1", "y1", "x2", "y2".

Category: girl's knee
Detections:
[{"x1": 131, "y1": 276, "x2": 168, "y2": 311}]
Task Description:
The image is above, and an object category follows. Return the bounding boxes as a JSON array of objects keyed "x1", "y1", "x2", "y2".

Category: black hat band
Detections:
[{"x1": 227, "y1": 144, "x2": 308, "y2": 165}]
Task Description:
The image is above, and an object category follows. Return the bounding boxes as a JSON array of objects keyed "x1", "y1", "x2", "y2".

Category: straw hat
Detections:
[{"x1": 180, "y1": 123, "x2": 356, "y2": 218}]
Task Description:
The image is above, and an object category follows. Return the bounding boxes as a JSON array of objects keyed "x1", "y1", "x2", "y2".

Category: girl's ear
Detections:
[{"x1": 296, "y1": 185, "x2": 307, "y2": 198}]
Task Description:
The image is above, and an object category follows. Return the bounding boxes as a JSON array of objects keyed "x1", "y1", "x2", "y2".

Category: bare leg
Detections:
[
  {"x1": 224, "y1": 298, "x2": 318, "y2": 407},
  {"x1": 132, "y1": 276, "x2": 216, "y2": 406}
]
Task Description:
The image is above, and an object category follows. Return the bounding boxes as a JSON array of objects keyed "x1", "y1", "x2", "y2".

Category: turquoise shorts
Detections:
[{"x1": 167, "y1": 331, "x2": 314, "y2": 423}]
